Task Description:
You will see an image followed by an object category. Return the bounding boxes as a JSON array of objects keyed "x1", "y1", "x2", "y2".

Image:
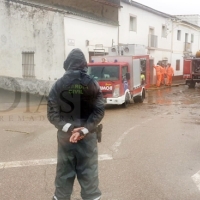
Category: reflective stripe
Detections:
[
  {"x1": 93, "y1": 196, "x2": 101, "y2": 200},
  {"x1": 62, "y1": 123, "x2": 71, "y2": 132},
  {"x1": 82, "y1": 128, "x2": 89, "y2": 135},
  {"x1": 53, "y1": 196, "x2": 58, "y2": 200}
]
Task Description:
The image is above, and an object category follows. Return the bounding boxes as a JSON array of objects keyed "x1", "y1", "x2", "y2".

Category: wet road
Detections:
[{"x1": 1, "y1": 85, "x2": 200, "y2": 200}]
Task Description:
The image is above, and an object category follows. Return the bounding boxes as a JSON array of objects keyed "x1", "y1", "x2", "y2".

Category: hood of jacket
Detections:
[{"x1": 63, "y1": 49, "x2": 88, "y2": 73}]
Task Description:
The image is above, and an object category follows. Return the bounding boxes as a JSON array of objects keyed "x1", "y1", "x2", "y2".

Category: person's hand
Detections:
[
  {"x1": 69, "y1": 127, "x2": 84, "y2": 143},
  {"x1": 69, "y1": 132, "x2": 82, "y2": 143}
]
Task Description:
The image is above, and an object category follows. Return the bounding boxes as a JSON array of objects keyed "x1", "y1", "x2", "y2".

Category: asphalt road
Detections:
[{"x1": 1, "y1": 85, "x2": 200, "y2": 200}]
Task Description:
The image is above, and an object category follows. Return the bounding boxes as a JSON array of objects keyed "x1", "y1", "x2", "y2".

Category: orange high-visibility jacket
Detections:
[
  {"x1": 154, "y1": 65, "x2": 162, "y2": 75},
  {"x1": 160, "y1": 67, "x2": 166, "y2": 75},
  {"x1": 166, "y1": 66, "x2": 174, "y2": 75}
]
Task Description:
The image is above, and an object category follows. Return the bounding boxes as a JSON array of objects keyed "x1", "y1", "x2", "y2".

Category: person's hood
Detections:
[{"x1": 63, "y1": 49, "x2": 88, "y2": 73}]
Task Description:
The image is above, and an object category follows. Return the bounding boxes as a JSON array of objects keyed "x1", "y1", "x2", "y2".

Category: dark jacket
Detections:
[{"x1": 47, "y1": 49, "x2": 104, "y2": 133}]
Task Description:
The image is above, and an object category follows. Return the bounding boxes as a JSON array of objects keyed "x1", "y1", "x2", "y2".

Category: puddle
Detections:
[{"x1": 147, "y1": 85, "x2": 200, "y2": 106}]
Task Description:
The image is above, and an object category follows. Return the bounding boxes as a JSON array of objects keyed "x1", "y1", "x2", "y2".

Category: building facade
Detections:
[
  {"x1": 1, "y1": 0, "x2": 200, "y2": 91},
  {"x1": 170, "y1": 18, "x2": 200, "y2": 78},
  {"x1": 0, "y1": 0, "x2": 120, "y2": 81},
  {"x1": 119, "y1": 0, "x2": 200, "y2": 83}
]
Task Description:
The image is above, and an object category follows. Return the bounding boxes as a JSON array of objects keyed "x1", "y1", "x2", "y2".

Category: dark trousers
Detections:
[{"x1": 54, "y1": 132, "x2": 101, "y2": 200}]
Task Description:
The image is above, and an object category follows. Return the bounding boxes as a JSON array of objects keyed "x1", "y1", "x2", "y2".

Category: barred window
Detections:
[{"x1": 22, "y1": 52, "x2": 35, "y2": 78}]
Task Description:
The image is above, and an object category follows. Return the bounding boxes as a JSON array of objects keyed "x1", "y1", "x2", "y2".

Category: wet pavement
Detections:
[{"x1": 1, "y1": 85, "x2": 200, "y2": 200}]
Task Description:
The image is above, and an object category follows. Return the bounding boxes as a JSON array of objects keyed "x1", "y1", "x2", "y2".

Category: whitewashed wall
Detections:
[
  {"x1": 176, "y1": 15, "x2": 200, "y2": 27},
  {"x1": 170, "y1": 22, "x2": 200, "y2": 75},
  {"x1": 118, "y1": 2, "x2": 200, "y2": 77},
  {"x1": 63, "y1": 15, "x2": 118, "y2": 62},
  {"x1": 172, "y1": 23, "x2": 200, "y2": 55},
  {"x1": 119, "y1": 2, "x2": 172, "y2": 53},
  {"x1": 1, "y1": 0, "x2": 200, "y2": 83},
  {"x1": 0, "y1": 1, "x2": 65, "y2": 80}
]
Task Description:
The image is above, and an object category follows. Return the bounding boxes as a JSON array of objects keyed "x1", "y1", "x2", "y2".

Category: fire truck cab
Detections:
[
  {"x1": 183, "y1": 51, "x2": 200, "y2": 88},
  {"x1": 87, "y1": 45, "x2": 149, "y2": 107}
]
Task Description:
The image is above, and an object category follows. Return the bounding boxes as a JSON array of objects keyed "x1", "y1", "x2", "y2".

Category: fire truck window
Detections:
[
  {"x1": 122, "y1": 66, "x2": 128, "y2": 81},
  {"x1": 122, "y1": 66, "x2": 128, "y2": 76},
  {"x1": 140, "y1": 60, "x2": 146, "y2": 72},
  {"x1": 87, "y1": 66, "x2": 119, "y2": 80}
]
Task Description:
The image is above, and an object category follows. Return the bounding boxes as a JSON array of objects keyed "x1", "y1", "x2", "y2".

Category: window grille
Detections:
[{"x1": 22, "y1": 52, "x2": 35, "y2": 78}]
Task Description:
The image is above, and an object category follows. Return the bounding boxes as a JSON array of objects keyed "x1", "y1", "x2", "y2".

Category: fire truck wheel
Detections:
[
  {"x1": 134, "y1": 90, "x2": 145, "y2": 103},
  {"x1": 133, "y1": 96, "x2": 139, "y2": 103},
  {"x1": 122, "y1": 93, "x2": 130, "y2": 108}
]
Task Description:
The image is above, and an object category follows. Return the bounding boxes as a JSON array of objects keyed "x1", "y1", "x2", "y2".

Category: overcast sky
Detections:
[{"x1": 133, "y1": 0, "x2": 200, "y2": 15}]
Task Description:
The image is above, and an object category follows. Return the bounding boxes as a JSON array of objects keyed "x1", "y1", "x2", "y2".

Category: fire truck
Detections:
[
  {"x1": 183, "y1": 51, "x2": 200, "y2": 88},
  {"x1": 87, "y1": 44, "x2": 150, "y2": 107}
]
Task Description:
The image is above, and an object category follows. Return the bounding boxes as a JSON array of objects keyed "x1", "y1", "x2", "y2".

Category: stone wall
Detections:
[
  {"x1": 0, "y1": 0, "x2": 65, "y2": 80},
  {"x1": 0, "y1": 76, "x2": 55, "y2": 96}
]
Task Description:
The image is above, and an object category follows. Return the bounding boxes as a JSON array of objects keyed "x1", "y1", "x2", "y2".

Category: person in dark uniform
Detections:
[{"x1": 47, "y1": 49, "x2": 105, "y2": 200}]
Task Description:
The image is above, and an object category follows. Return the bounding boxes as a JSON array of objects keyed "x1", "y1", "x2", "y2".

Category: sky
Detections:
[{"x1": 133, "y1": 0, "x2": 200, "y2": 15}]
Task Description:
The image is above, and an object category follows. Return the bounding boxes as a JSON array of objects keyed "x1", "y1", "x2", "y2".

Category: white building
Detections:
[
  {"x1": 0, "y1": 0, "x2": 119, "y2": 82},
  {"x1": 1, "y1": 0, "x2": 200, "y2": 91},
  {"x1": 119, "y1": 0, "x2": 200, "y2": 83},
  {"x1": 63, "y1": 15, "x2": 118, "y2": 66},
  {"x1": 169, "y1": 18, "x2": 200, "y2": 77},
  {"x1": 175, "y1": 15, "x2": 200, "y2": 27}
]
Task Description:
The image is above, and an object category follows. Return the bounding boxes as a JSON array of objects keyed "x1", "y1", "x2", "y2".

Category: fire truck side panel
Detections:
[
  {"x1": 132, "y1": 59, "x2": 141, "y2": 88},
  {"x1": 132, "y1": 87, "x2": 143, "y2": 97}
]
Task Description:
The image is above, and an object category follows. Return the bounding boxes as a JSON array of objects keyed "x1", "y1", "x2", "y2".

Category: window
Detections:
[
  {"x1": 176, "y1": 60, "x2": 180, "y2": 71},
  {"x1": 22, "y1": 52, "x2": 35, "y2": 78},
  {"x1": 149, "y1": 27, "x2": 154, "y2": 35},
  {"x1": 129, "y1": 16, "x2": 137, "y2": 31},
  {"x1": 149, "y1": 34, "x2": 158, "y2": 48},
  {"x1": 185, "y1": 33, "x2": 188, "y2": 42},
  {"x1": 87, "y1": 66, "x2": 119, "y2": 81},
  {"x1": 191, "y1": 34, "x2": 194, "y2": 43},
  {"x1": 177, "y1": 30, "x2": 181, "y2": 40},
  {"x1": 140, "y1": 59, "x2": 146, "y2": 72},
  {"x1": 161, "y1": 25, "x2": 167, "y2": 38}
]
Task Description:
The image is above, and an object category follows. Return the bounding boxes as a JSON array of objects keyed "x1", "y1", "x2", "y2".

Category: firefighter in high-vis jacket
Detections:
[
  {"x1": 166, "y1": 63, "x2": 174, "y2": 86},
  {"x1": 160, "y1": 63, "x2": 166, "y2": 85},
  {"x1": 47, "y1": 49, "x2": 105, "y2": 200},
  {"x1": 154, "y1": 62, "x2": 162, "y2": 87}
]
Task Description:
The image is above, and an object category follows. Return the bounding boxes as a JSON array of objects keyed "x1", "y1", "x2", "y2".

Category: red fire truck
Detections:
[
  {"x1": 183, "y1": 51, "x2": 200, "y2": 88},
  {"x1": 87, "y1": 45, "x2": 150, "y2": 107}
]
